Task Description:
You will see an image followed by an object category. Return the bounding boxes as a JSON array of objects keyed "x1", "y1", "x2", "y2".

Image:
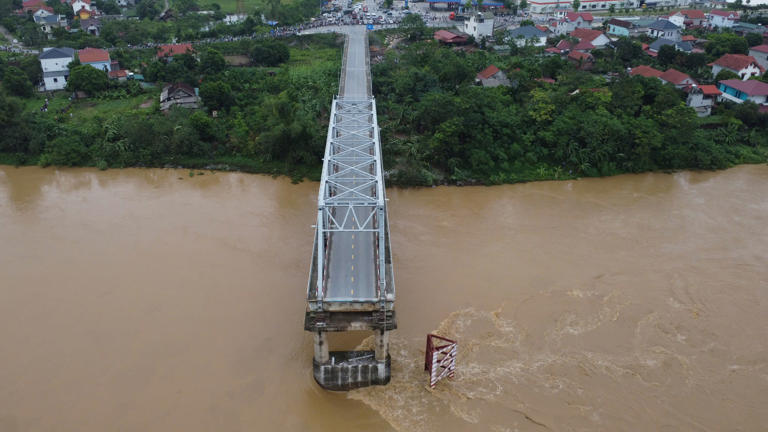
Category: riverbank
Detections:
[{"x1": 2, "y1": 164, "x2": 768, "y2": 431}]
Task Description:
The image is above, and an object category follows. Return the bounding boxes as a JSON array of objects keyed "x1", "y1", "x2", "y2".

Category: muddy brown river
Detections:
[{"x1": 1, "y1": 165, "x2": 767, "y2": 431}]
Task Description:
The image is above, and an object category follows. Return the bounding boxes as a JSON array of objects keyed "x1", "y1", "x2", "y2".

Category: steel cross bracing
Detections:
[{"x1": 308, "y1": 96, "x2": 394, "y2": 310}]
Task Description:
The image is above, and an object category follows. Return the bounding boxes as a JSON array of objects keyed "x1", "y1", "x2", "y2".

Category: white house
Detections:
[
  {"x1": 709, "y1": 54, "x2": 764, "y2": 80},
  {"x1": 668, "y1": 14, "x2": 685, "y2": 28},
  {"x1": 552, "y1": 12, "x2": 593, "y2": 36},
  {"x1": 506, "y1": 26, "x2": 547, "y2": 47},
  {"x1": 647, "y1": 19, "x2": 681, "y2": 41},
  {"x1": 685, "y1": 84, "x2": 721, "y2": 117},
  {"x1": 708, "y1": 10, "x2": 738, "y2": 28},
  {"x1": 33, "y1": 10, "x2": 66, "y2": 38},
  {"x1": 39, "y1": 47, "x2": 75, "y2": 91},
  {"x1": 748, "y1": 45, "x2": 768, "y2": 70},
  {"x1": 70, "y1": 0, "x2": 91, "y2": 13},
  {"x1": 463, "y1": 12, "x2": 494, "y2": 40},
  {"x1": 571, "y1": 28, "x2": 610, "y2": 48}
]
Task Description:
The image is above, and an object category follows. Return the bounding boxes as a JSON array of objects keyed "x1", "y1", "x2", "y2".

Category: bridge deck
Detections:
[{"x1": 307, "y1": 26, "x2": 394, "y2": 314}]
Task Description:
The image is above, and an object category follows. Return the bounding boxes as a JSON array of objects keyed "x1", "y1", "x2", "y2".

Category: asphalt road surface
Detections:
[{"x1": 324, "y1": 25, "x2": 378, "y2": 302}]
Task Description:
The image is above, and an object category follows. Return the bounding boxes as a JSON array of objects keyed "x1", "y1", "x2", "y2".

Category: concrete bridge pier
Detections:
[
  {"x1": 314, "y1": 331, "x2": 329, "y2": 364},
  {"x1": 375, "y1": 330, "x2": 389, "y2": 362}
]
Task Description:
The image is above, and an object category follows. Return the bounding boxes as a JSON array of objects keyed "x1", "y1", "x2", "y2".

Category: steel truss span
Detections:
[{"x1": 307, "y1": 96, "x2": 395, "y2": 312}]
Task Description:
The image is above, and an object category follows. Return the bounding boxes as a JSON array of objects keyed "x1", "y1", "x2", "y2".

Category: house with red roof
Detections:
[
  {"x1": 475, "y1": 65, "x2": 510, "y2": 88},
  {"x1": 157, "y1": 43, "x2": 194, "y2": 60},
  {"x1": 551, "y1": 12, "x2": 593, "y2": 36},
  {"x1": 659, "y1": 68, "x2": 697, "y2": 88},
  {"x1": 567, "y1": 51, "x2": 594, "y2": 70},
  {"x1": 718, "y1": 79, "x2": 768, "y2": 106},
  {"x1": 433, "y1": 30, "x2": 468, "y2": 44},
  {"x1": 709, "y1": 54, "x2": 764, "y2": 80},
  {"x1": 78, "y1": 47, "x2": 111, "y2": 72},
  {"x1": 570, "y1": 28, "x2": 610, "y2": 48},
  {"x1": 20, "y1": 0, "x2": 53, "y2": 14},
  {"x1": 748, "y1": 45, "x2": 768, "y2": 70},
  {"x1": 708, "y1": 10, "x2": 739, "y2": 28},
  {"x1": 670, "y1": 9, "x2": 707, "y2": 28},
  {"x1": 630, "y1": 65, "x2": 663, "y2": 78},
  {"x1": 686, "y1": 84, "x2": 722, "y2": 117}
]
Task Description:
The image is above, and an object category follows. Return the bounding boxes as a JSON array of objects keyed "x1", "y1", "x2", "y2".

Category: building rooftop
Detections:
[
  {"x1": 157, "y1": 43, "x2": 194, "y2": 58},
  {"x1": 659, "y1": 68, "x2": 694, "y2": 85},
  {"x1": 648, "y1": 19, "x2": 680, "y2": 31},
  {"x1": 507, "y1": 26, "x2": 547, "y2": 39},
  {"x1": 78, "y1": 47, "x2": 110, "y2": 63},
  {"x1": 719, "y1": 79, "x2": 768, "y2": 96},
  {"x1": 477, "y1": 65, "x2": 501, "y2": 80},
  {"x1": 39, "y1": 47, "x2": 75, "y2": 60},
  {"x1": 710, "y1": 53, "x2": 761, "y2": 71},
  {"x1": 630, "y1": 65, "x2": 663, "y2": 78}
]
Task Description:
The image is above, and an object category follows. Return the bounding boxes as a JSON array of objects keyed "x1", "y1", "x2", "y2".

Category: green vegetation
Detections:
[
  {"x1": 0, "y1": 35, "x2": 342, "y2": 180},
  {"x1": 371, "y1": 39, "x2": 768, "y2": 186}
]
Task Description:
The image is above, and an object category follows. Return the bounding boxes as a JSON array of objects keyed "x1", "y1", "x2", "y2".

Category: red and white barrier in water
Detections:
[{"x1": 424, "y1": 334, "x2": 457, "y2": 389}]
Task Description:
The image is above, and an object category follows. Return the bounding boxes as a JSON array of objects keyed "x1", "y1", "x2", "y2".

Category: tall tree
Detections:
[{"x1": 572, "y1": 0, "x2": 579, "y2": 11}]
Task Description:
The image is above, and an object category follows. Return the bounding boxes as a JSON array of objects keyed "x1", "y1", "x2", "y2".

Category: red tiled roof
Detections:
[
  {"x1": 78, "y1": 47, "x2": 109, "y2": 63},
  {"x1": 568, "y1": 51, "x2": 593, "y2": 62},
  {"x1": 566, "y1": 12, "x2": 593, "y2": 22},
  {"x1": 680, "y1": 9, "x2": 706, "y2": 19},
  {"x1": 570, "y1": 28, "x2": 603, "y2": 42},
  {"x1": 108, "y1": 69, "x2": 128, "y2": 78},
  {"x1": 682, "y1": 35, "x2": 696, "y2": 42},
  {"x1": 535, "y1": 77, "x2": 556, "y2": 83},
  {"x1": 607, "y1": 18, "x2": 632, "y2": 29},
  {"x1": 709, "y1": 9, "x2": 738, "y2": 18},
  {"x1": 750, "y1": 44, "x2": 768, "y2": 54},
  {"x1": 535, "y1": 25, "x2": 549, "y2": 32},
  {"x1": 23, "y1": 0, "x2": 45, "y2": 7},
  {"x1": 157, "y1": 43, "x2": 193, "y2": 58},
  {"x1": 477, "y1": 65, "x2": 500, "y2": 80},
  {"x1": 719, "y1": 79, "x2": 768, "y2": 96},
  {"x1": 659, "y1": 68, "x2": 694, "y2": 85},
  {"x1": 573, "y1": 40, "x2": 595, "y2": 51},
  {"x1": 555, "y1": 39, "x2": 573, "y2": 50},
  {"x1": 698, "y1": 84, "x2": 722, "y2": 96},
  {"x1": 710, "y1": 54, "x2": 760, "y2": 71},
  {"x1": 630, "y1": 65, "x2": 663, "y2": 78},
  {"x1": 434, "y1": 30, "x2": 467, "y2": 43},
  {"x1": 545, "y1": 47, "x2": 562, "y2": 54}
]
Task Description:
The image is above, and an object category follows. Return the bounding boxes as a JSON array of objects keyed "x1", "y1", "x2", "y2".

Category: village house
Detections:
[
  {"x1": 567, "y1": 51, "x2": 594, "y2": 70},
  {"x1": 709, "y1": 54, "x2": 764, "y2": 80},
  {"x1": 157, "y1": 43, "x2": 194, "y2": 60},
  {"x1": 160, "y1": 83, "x2": 200, "y2": 111},
  {"x1": 571, "y1": 28, "x2": 610, "y2": 49},
  {"x1": 80, "y1": 17, "x2": 101, "y2": 36},
  {"x1": 433, "y1": 30, "x2": 468, "y2": 45},
  {"x1": 70, "y1": 0, "x2": 91, "y2": 14},
  {"x1": 33, "y1": 9, "x2": 66, "y2": 39},
  {"x1": 669, "y1": 9, "x2": 707, "y2": 28},
  {"x1": 648, "y1": 38, "x2": 693, "y2": 55},
  {"x1": 647, "y1": 19, "x2": 681, "y2": 42},
  {"x1": 685, "y1": 84, "x2": 721, "y2": 116},
  {"x1": 630, "y1": 65, "x2": 663, "y2": 78},
  {"x1": 551, "y1": 12, "x2": 593, "y2": 36},
  {"x1": 475, "y1": 65, "x2": 510, "y2": 87},
  {"x1": 19, "y1": 0, "x2": 52, "y2": 14},
  {"x1": 39, "y1": 47, "x2": 75, "y2": 91},
  {"x1": 108, "y1": 69, "x2": 129, "y2": 81},
  {"x1": 749, "y1": 45, "x2": 768, "y2": 70},
  {"x1": 606, "y1": 18, "x2": 632, "y2": 37},
  {"x1": 717, "y1": 79, "x2": 768, "y2": 106},
  {"x1": 659, "y1": 68, "x2": 697, "y2": 88},
  {"x1": 78, "y1": 47, "x2": 111, "y2": 72},
  {"x1": 506, "y1": 26, "x2": 548, "y2": 47},
  {"x1": 708, "y1": 10, "x2": 738, "y2": 28},
  {"x1": 463, "y1": 12, "x2": 494, "y2": 40}
]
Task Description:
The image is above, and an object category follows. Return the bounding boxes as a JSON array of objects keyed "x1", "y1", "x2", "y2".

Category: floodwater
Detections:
[{"x1": 1, "y1": 164, "x2": 767, "y2": 431}]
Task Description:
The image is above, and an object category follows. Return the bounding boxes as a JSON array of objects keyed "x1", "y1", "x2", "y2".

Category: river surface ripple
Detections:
[{"x1": 1, "y1": 165, "x2": 767, "y2": 431}]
